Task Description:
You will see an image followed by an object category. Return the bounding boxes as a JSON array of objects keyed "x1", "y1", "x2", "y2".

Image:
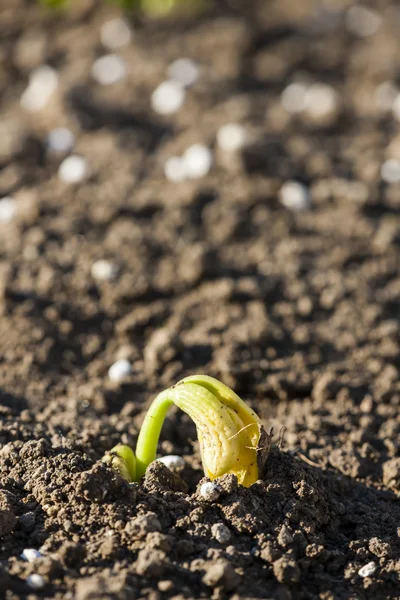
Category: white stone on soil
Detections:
[
  {"x1": 304, "y1": 83, "x2": 339, "y2": 121},
  {"x1": 216, "y1": 124, "x2": 246, "y2": 152},
  {"x1": 101, "y1": 18, "x2": 132, "y2": 49},
  {"x1": 108, "y1": 359, "x2": 132, "y2": 382},
  {"x1": 211, "y1": 522, "x2": 231, "y2": 544},
  {"x1": 346, "y1": 5, "x2": 382, "y2": 37},
  {"x1": 358, "y1": 561, "x2": 377, "y2": 578},
  {"x1": 0, "y1": 197, "x2": 16, "y2": 223},
  {"x1": 58, "y1": 155, "x2": 88, "y2": 184},
  {"x1": 157, "y1": 455, "x2": 185, "y2": 470},
  {"x1": 91, "y1": 54, "x2": 126, "y2": 86},
  {"x1": 27, "y1": 574, "x2": 45, "y2": 590},
  {"x1": 20, "y1": 65, "x2": 59, "y2": 112},
  {"x1": 279, "y1": 181, "x2": 310, "y2": 211},
  {"x1": 47, "y1": 128, "x2": 75, "y2": 154},
  {"x1": 168, "y1": 58, "x2": 199, "y2": 87},
  {"x1": 381, "y1": 159, "x2": 400, "y2": 183},
  {"x1": 281, "y1": 82, "x2": 308, "y2": 114},
  {"x1": 91, "y1": 260, "x2": 118, "y2": 281},
  {"x1": 151, "y1": 80, "x2": 185, "y2": 115},
  {"x1": 199, "y1": 481, "x2": 223, "y2": 501},
  {"x1": 164, "y1": 156, "x2": 187, "y2": 182},
  {"x1": 21, "y1": 548, "x2": 42, "y2": 562},
  {"x1": 183, "y1": 144, "x2": 212, "y2": 179}
]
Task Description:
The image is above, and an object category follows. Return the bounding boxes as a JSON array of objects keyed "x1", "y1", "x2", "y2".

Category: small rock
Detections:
[
  {"x1": 217, "y1": 123, "x2": 247, "y2": 152},
  {"x1": 381, "y1": 159, "x2": 400, "y2": 184},
  {"x1": 91, "y1": 54, "x2": 126, "y2": 86},
  {"x1": 273, "y1": 556, "x2": 301, "y2": 584},
  {"x1": 21, "y1": 548, "x2": 43, "y2": 562},
  {"x1": 346, "y1": 5, "x2": 381, "y2": 37},
  {"x1": 101, "y1": 18, "x2": 132, "y2": 49},
  {"x1": 199, "y1": 482, "x2": 223, "y2": 502},
  {"x1": 279, "y1": 181, "x2": 310, "y2": 211},
  {"x1": 183, "y1": 144, "x2": 213, "y2": 179},
  {"x1": 168, "y1": 58, "x2": 199, "y2": 87},
  {"x1": 211, "y1": 523, "x2": 231, "y2": 544},
  {"x1": 304, "y1": 83, "x2": 339, "y2": 125},
  {"x1": 58, "y1": 155, "x2": 88, "y2": 184},
  {"x1": 26, "y1": 574, "x2": 45, "y2": 590},
  {"x1": 281, "y1": 82, "x2": 308, "y2": 114},
  {"x1": 0, "y1": 197, "x2": 16, "y2": 223},
  {"x1": 202, "y1": 560, "x2": 240, "y2": 591},
  {"x1": 20, "y1": 65, "x2": 58, "y2": 112},
  {"x1": 91, "y1": 260, "x2": 118, "y2": 281},
  {"x1": 135, "y1": 548, "x2": 167, "y2": 578},
  {"x1": 358, "y1": 561, "x2": 377, "y2": 578},
  {"x1": 108, "y1": 359, "x2": 132, "y2": 382},
  {"x1": 47, "y1": 128, "x2": 75, "y2": 154},
  {"x1": 151, "y1": 80, "x2": 185, "y2": 115},
  {"x1": 277, "y1": 525, "x2": 294, "y2": 547},
  {"x1": 164, "y1": 156, "x2": 187, "y2": 182},
  {"x1": 157, "y1": 455, "x2": 185, "y2": 470}
]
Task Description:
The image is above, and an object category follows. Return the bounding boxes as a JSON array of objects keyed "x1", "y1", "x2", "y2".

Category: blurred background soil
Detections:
[{"x1": 0, "y1": 0, "x2": 400, "y2": 598}]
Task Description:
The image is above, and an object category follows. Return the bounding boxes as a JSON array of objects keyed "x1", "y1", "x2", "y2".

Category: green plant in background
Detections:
[
  {"x1": 103, "y1": 375, "x2": 270, "y2": 488},
  {"x1": 39, "y1": 0, "x2": 204, "y2": 16}
]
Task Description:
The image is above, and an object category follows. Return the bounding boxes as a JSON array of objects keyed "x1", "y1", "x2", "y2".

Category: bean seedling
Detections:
[{"x1": 103, "y1": 374, "x2": 272, "y2": 487}]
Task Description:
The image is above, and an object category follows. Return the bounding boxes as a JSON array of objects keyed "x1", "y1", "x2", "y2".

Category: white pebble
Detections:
[
  {"x1": 374, "y1": 82, "x2": 398, "y2": 111},
  {"x1": 21, "y1": 548, "x2": 42, "y2": 562},
  {"x1": 58, "y1": 155, "x2": 88, "y2": 184},
  {"x1": 381, "y1": 159, "x2": 400, "y2": 183},
  {"x1": 20, "y1": 65, "x2": 58, "y2": 112},
  {"x1": 168, "y1": 58, "x2": 199, "y2": 87},
  {"x1": 183, "y1": 144, "x2": 212, "y2": 179},
  {"x1": 216, "y1": 124, "x2": 246, "y2": 152},
  {"x1": 0, "y1": 197, "x2": 16, "y2": 223},
  {"x1": 47, "y1": 128, "x2": 75, "y2": 154},
  {"x1": 358, "y1": 561, "x2": 377, "y2": 578},
  {"x1": 157, "y1": 455, "x2": 185, "y2": 470},
  {"x1": 91, "y1": 260, "x2": 118, "y2": 281},
  {"x1": 101, "y1": 18, "x2": 132, "y2": 49},
  {"x1": 211, "y1": 522, "x2": 231, "y2": 544},
  {"x1": 304, "y1": 84, "x2": 339, "y2": 121},
  {"x1": 91, "y1": 54, "x2": 126, "y2": 86},
  {"x1": 108, "y1": 359, "x2": 132, "y2": 382},
  {"x1": 346, "y1": 6, "x2": 382, "y2": 37},
  {"x1": 151, "y1": 80, "x2": 185, "y2": 115},
  {"x1": 279, "y1": 181, "x2": 310, "y2": 211},
  {"x1": 281, "y1": 82, "x2": 308, "y2": 114},
  {"x1": 164, "y1": 156, "x2": 187, "y2": 183},
  {"x1": 199, "y1": 481, "x2": 223, "y2": 501},
  {"x1": 27, "y1": 574, "x2": 45, "y2": 590}
]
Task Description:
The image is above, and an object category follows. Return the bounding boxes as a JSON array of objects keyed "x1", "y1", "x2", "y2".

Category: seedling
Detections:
[{"x1": 103, "y1": 375, "x2": 271, "y2": 487}]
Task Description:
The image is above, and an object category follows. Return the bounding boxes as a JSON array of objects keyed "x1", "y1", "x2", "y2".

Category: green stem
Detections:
[{"x1": 135, "y1": 390, "x2": 174, "y2": 480}]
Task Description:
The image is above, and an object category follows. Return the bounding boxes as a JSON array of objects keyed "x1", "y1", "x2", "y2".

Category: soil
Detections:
[{"x1": 1, "y1": 0, "x2": 400, "y2": 599}]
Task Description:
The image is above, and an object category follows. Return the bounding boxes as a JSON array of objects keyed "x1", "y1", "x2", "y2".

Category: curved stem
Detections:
[{"x1": 135, "y1": 390, "x2": 174, "y2": 480}]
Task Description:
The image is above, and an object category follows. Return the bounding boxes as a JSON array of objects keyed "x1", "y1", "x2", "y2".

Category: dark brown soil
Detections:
[{"x1": 1, "y1": 1, "x2": 400, "y2": 599}]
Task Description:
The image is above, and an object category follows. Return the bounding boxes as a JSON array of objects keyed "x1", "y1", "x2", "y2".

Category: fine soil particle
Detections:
[{"x1": 1, "y1": 1, "x2": 400, "y2": 599}]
